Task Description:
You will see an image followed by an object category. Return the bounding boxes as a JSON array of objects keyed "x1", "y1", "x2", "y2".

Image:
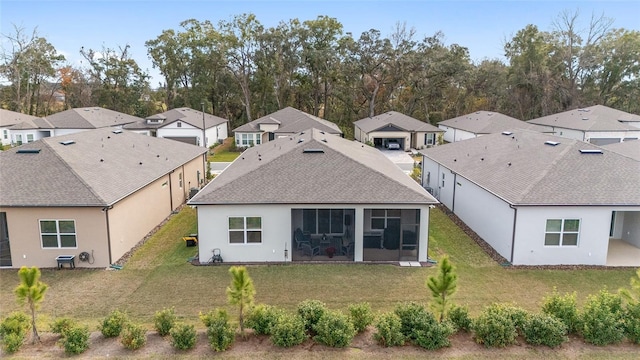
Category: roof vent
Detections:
[
  {"x1": 545, "y1": 141, "x2": 560, "y2": 146},
  {"x1": 297, "y1": 139, "x2": 304, "y2": 143},
  {"x1": 16, "y1": 149, "x2": 41, "y2": 154},
  {"x1": 582, "y1": 117, "x2": 589, "y2": 120},
  {"x1": 501, "y1": 131, "x2": 512, "y2": 135},
  {"x1": 112, "y1": 129, "x2": 123, "y2": 134},
  {"x1": 59, "y1": 140, "x2": 75, "y2": 145},
  {"x1": 579, "y1": 149, "x2": 603, "y2": 154},
  {"x1": 303, "y1": 148, "x2": 324, "y2": 153},
  {"x1": 321, "y1": 139, "x2": 327, "y2": 143}
]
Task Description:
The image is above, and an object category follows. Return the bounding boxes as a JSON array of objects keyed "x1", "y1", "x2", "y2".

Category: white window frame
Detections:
[
  {"x1": 26, "y1": 133, "x2": 34, "y2": 143},
  {"x1": 40, "y1": 219, "x2": 77, "y2": 248},
  {"x1": 425, "y1": 133, "x2": 435, "y2": 145},
  {"x1": 228, "y1": 216, "x2": 262, "y2": 244},
  {"x1": 3, "y1": 129, "x2": 7, "y2": 140},
  {"x1": 544, "y1": 219, "x2": 580, "y2": 246}
]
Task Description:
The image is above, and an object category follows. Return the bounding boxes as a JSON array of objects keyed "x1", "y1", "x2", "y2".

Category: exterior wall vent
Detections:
[
  {"x1": 544, "y1": 141, "x2": 560, "y2": 146},
  {"x1": 16, "y1": 149, "x2": 41, "y2": 154},
  {"x1": 59, "y1": 140, "x2": 75, "y2": 145},
  {"x1": 303, "y1": 148, "x2": 324, "y2": 153},
  {"x1": 579, "y1": 149, "x2": 603, "y2": 154},
  {"x1": 501, "y1": 131, "x2": 512, "y2": 135}
]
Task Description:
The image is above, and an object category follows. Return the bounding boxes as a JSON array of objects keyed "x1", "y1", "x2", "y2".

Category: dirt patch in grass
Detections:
[{"x1": 5, "y1": 329, "x2": 640, "y2": 360}]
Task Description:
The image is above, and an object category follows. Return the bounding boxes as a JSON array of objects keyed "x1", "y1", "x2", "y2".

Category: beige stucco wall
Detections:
[{"x1": 0, "y1": 206, "x2": 109, "y2": 268}]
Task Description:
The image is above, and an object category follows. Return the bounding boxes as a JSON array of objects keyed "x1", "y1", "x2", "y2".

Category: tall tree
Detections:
[
  {"x1": 226, "y1": 266, "x2": 255, "y2": 333},
  {"x1": 14, "y1": 266, "x2": 48, "y2": 344},
  {"x1": 426, "y1": 256, "x2": 458, "y2": 323}
]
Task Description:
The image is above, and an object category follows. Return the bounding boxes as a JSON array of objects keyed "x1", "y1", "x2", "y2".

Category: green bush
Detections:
[
  {"x1": 624, "y1": 304, "x2": 640, "y2": 344},
  {"x1": 0, "y1": 312, "x2": 30, "y2": 354},
  {"x1": 154, "y1": 307, "x2": 176, "y2": 337},
  {"x1": 448, "y1": 305, "x2": 472, "y2": 332},
  {"x1": 1, "y1": 332, "x2": 25, "y2": 354},
  {"x1": 60, "y1": 325, "x2": 90, "y2": 354},
  {"x1": 581, "y1": 289, "x2": 625, "y2": 346},
  {"x1": 522, "y1": 313, "x2": 568, "y2": 348},
  {"x1": 373, "y1": 312, "x2": 405, "y2": 347},
  {"x1": 313, "y1": 310, "x2": 356, "y2": 348},
  {"x1": 204, "y1": 310, "x2": 235, "y2": 352},
  {"x1": 50, "y1": 317, "x2": 77, "y2": 336},
  {"x1": 348, "y1": 302, "x2": 374, "y2": 333},
  {"x1": 170, "y1": 323, "x2": 197, "y2": 350},
  {"x1": 414, "y1": 319, "x2": 454, "y2": 350},
  {"x1": 121, "y1": 323, "x2": 147, "y2": 350},
  {"x1": 270, "y1": 312, "x2": 307, "y2": 348},
  {"x1": 297, "y1": 299, "x2": 327, "y2": 333},
  {"x1": 246, "y1": 304, "x2": 284, "y2": 335},
  {"x1": 99, "y1": 309, "x2": 128, "y2": 337},
  {"x1": 394, "y1": 302, "x2": 430, "y2": 339},
  {"x1": 472, "y1": 303, "x2": 518, "y2": 348},
  {"x1": 541, "y1": 288, "x2": 580, "y2": 334}
]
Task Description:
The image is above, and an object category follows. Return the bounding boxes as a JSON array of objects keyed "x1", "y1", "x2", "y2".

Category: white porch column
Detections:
[
  {"x1": 419, "y1": 205, "x2": 429, "y2": 262},
  {"x1": 354, "y1": 207, "x2": 364, "y2": 262}
]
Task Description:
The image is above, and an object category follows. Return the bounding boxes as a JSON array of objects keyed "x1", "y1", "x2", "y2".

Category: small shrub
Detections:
[
  {"x1": 154, "y1": 307, "x2": 176, "y2": 336},
  {"x1": 270, "y1": 312, "x2": 307, "y2": 348},
  {"x1": 121, "y1": 323, "x2": 147, "y2": 350},
  {"x1": 472, "y1": 303, "x2": 518, "y2": 348},
  {"x1": 204, "y1": 310, "x2": 235, "y2": 352},
  {"x1": 170, "y1": 323, "x2": 197, "y2": 350},
  {"x1": 541, "y1": 288, "x2": 580, "y2": 334},
  {"x1": 313, "y1": 310, "x2": 356, "y2": 348},
  {"x1": 624, "y1": 304, "x2": 640, "y2": 344},
  {"x1": 413, "y1": 320, "x2": 454, "y2": 350},
  {"x1": 348, "y1": 302, "x2": 374, "y2": 333},
  {"x1": 448, "y1": 305, "x2": 472, "y2": 332},
  {"x1": 246, "y1": 304, "x2": 284, "y2": 335},
  {"x1": 99, "y1": 309, "x2": 128, "y2": 337},
  {"x1": 1, "y1": 332, "x2": 25, "y2": 354},
  {"x1": 581, "y1": 289, "x2": 625, "y2": 346},
  {"x1": 522, "y1": 313, "x2": 568, "y2": 348},
  {"x1": 0, "y1": 312, "x2": 30, "y2": 354},
  {"x1": 50, "y1": 317, "x2": 76, "y2": 336},
  {"x1": 373, "y1": 312, "x2": 405, "y2": 347},
  {"x1": 60, "y1": 325, "x2": 90, "y2": 354},
  {"x1": 297, "y1": 299, "x2": 327, "y2": 333},
  {"x1": 394, "y1": 302, "x2": 432, "y2": 339}
]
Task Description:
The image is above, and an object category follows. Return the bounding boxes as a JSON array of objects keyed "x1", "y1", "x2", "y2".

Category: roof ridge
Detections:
[{"x1": 41, "y1": 139, "x2": 107, "y2": 205}]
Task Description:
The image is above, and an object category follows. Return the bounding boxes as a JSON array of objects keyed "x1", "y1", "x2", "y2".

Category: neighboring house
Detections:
[
  {"x1": 438, "y1": 111, "x2": 551, "y2": 143},
  {"x1": 353, "y1": 111, "x2": 443, "y2": 151},
  {"x1": 420, "y1": 130, "x2": 640, "y2": 266},
  {"x1": 528, "y1": 105, "x2": 640, "y2": 145},
  {"x1": 124, "y1": 107, "x2": 229, "y2": 147},
  {"x1": 189, "y1": 128, "x2": 438, "y2": 264},
  {"x1": 0, "y1": 109, "x2": 53, "y2": 146},
  {"x1": 4, "y1": 107, "x2": 142, "y2": 145},
  {"x1": 0, "y1": 128, "x2": 207, "y2": 268},
  {"x1": 603, "y1": 140, "x2": 640, "y2": 161},
  {"x1": 232, "y1": 107, "x2": 342, "y2": 147}
]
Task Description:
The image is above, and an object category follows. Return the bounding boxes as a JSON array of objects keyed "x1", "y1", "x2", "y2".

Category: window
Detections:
[
  {"x1": 545, "y1": 219, "x2": 580, "y2": 246},
  {"x1": 425, "y1": 133, "x2": 435, "y2": 145},
  {"x1": 3, "y1": 130, "x2": 7, "y2": 140},
  {"x1": 177, "y1": 121, "x2": 182, "y2": 128},
  {"x1": 40, "y1": 220, "x2": 77, "y2": 248},
  {"x1": 441, "y1": 173, "x2": 445, "y2": 188},
  {"x1": 178, "y1": 173, "x2": 183, "y2": 188},
  {"x1": 229, "y1": 216, "x2": 262, "y2": 244},
  {"x1": 26, "y1": 134, "x2": 34, "y2": 143},
  {"x1": 371, "y1": 209, "x2": 401, "y2": 230},
  {"x1": 15, "y1": 134, "x2": 23, "y2": 145}
]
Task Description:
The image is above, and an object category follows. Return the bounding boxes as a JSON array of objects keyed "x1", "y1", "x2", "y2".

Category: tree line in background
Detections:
[{"x1": 1, "y1": 10, "x2": 639, "y2": 135}]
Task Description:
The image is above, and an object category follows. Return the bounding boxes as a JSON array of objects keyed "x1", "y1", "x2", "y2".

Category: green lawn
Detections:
[
  {"x1": 0, "y1": 207, "x2": 636, "y2": 331},
  {"x1": 208, "y1": 151, "x2": 241, "y2": 162}
]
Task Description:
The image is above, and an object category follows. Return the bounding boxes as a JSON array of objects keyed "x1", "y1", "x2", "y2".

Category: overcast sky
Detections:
[{"x1": 2, "y1": 0, "x2": 639, "y2": 86}]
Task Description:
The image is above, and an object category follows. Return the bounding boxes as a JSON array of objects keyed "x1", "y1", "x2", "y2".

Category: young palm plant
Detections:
[
  {"x1": 14, "y1": 266, "x2": 48, "y2": 344},
  {"x1": 426, "y1": 255, "x2": 458, "y2": 323},
  {"x1": 226, "y1": 266, "x2": 255, "y2": 333}
]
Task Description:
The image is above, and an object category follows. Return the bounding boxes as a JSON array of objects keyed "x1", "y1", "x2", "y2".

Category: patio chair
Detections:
[
  {"x1": 300, "y1": 243, "x2": 320, "y2": 258},
  {"x1": 294, "y1": 228, "x2": 311, "y2": 249}
]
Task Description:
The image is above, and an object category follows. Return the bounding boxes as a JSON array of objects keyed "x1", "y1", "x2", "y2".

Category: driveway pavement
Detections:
[
  {"x1": 378, "y1": 148, "x2": 416, "y2": 174},
  {"x1": 209, "y1": 162, "x2": 231, "y2": 175}
]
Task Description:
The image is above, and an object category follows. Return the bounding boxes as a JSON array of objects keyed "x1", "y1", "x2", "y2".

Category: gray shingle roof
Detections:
[
  {"x1": 354, "y1": 111, "x2": 442, "y2": 133},
  {"x1": 190, "y1": 128, "x2": 436, "y2": 205},
  {"x1": 438, "y1": 111, "x2": 551, "y2": 134},
  {"x1": 0, "y1": 128, "x2": 207, "y2": 207},
  {"x1": 233, "y1": 107, "x2": 342, "y2": 135},
  {"x1": 43, "y1": 107, "x2": 142, "y2": 129},
  {"x1": 528, "y1": 105, "x2": 640, "y2": 132},
  {"x1": 124, "y1": 107, "x2": 228, "y2": 131},
  {"x1": 420, "y1": 130, "x2": 640, "y2": 206},
  {"x1": 0, "y1": 109, "x2": 38, "y2": 127},
  {"x1": 603, "y1": 141, "x2": 640, "y2": 161}
]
